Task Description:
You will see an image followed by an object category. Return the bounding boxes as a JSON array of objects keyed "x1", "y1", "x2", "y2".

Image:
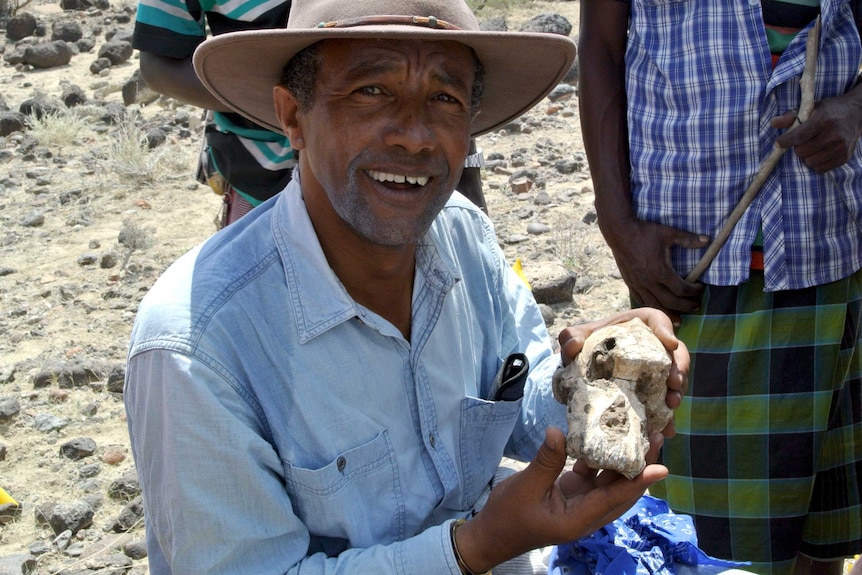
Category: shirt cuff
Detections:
[{"x1": 398, "y1": 520, "x2": 465, "y2": 575}]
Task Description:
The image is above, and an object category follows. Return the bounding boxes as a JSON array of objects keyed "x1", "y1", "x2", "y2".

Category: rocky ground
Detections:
[{"x1": 0, "y1": 0, "x2": 633, "y2": 572}]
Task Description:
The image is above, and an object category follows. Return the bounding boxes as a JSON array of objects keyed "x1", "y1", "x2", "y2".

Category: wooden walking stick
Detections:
[{"x1": 685, "y1": 16, "x2": 821, "y2": 283}]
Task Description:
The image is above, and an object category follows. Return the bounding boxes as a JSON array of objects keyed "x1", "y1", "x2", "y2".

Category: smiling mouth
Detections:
[{"x1": 366, "y1": 170, "x2": 429, "y2": 187}]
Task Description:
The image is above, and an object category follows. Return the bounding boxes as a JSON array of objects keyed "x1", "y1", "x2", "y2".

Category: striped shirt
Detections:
[
  {"x1": 133, "y1": 0, "x2": 297, "y2": 205},
  {"x1": 763, "y1": 0, "x2": 821, "y2": 60},
  {"x1": 623, "y1": 0, "x2": 862, "y2": 291}
]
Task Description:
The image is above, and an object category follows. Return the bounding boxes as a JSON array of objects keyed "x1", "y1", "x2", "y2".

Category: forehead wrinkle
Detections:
[
  {"x1": 340, "y1": 58, "x2": 397, "y2": 84},
  {"x1": 431, "y1": 67, "x2": 471, "y2": 98},
  {"x1": 330, "y1": 43, "x2": 404, "y2": 84},
  {"x1": 331, "y1": 41, "x2": 470, "y2": 93}
]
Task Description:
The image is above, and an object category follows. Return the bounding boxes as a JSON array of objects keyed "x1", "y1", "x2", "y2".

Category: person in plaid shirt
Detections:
[{"x1": 578, "y1": 1, "x2": 862, "y2": 574}]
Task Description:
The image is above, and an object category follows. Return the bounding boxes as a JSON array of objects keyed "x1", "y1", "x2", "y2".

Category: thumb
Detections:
[
  {"x1": 673, "y1": 230, "x2": 710, "y2": 250},
  {"x1": 559, "y1": 331, "x2": 587, "y2": 365},
  {"x1": 771, "y1": 110, "x2": 798, "y2": 130},
  {"x1": 528, "y1": 428, "x2": 568, "y2": 482}
]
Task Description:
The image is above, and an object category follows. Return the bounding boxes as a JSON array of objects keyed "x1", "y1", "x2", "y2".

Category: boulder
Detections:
[
  {"x1": 51, "y1": 20, "x2": 83, "y2": 43},
  {"x1": 97, "y1": 39, "x2": 132, "y2": 65},
  {"x1": 5, "y1": 12, "x2": 37, "y2": 41},
  {"x1": 23, "y1": 40, "x2": 73, "y2": 69}
]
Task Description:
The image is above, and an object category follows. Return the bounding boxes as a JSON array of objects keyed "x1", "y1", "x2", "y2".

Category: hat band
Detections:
[{"x1": 316, "y1": 15, "x2": 460, "y2": 30}]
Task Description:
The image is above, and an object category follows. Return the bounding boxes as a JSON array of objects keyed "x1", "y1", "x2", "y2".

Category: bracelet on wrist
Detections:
[{"x1": 450, "y1": 518, "x2": 492, "y2": 575}]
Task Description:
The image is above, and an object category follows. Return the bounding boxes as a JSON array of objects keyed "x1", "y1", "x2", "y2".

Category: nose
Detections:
[{"x1": 380, "y1": 100, "x2": 436, "y2": 155}]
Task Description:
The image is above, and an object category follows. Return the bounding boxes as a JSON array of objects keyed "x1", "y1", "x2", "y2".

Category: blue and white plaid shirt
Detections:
[{"x1": 624, "y1": 0, "x2": 862, "y2": 290}]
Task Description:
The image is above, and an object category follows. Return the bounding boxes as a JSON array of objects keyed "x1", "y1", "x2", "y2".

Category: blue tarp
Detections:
[{"x1": 548, "y1": 495, "x2": 750, "y2": 575}]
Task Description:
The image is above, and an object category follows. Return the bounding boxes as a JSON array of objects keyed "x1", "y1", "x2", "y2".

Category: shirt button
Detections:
[
  {"x1": 428, "y1": 433, "x2": 436, "y2": 449},
  {"x1": 337, "y1": 456, "x2": 347, "y2": 473}
]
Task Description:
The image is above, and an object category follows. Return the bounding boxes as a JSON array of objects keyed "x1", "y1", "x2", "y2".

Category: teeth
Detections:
[{"x1": 368, "y1": 170, "x2": 428, "y2": 187}]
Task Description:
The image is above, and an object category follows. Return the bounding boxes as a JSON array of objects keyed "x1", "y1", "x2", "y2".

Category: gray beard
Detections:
[{"x1": 330, "y1": 156, "x2": 452, "y2": 247}]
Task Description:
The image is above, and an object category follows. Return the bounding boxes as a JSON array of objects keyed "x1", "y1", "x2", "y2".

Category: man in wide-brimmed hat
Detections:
[
  {"x1": 134, "y1": 0, "x2": 489, "y2": 228},
  {"x1": 124, "y1": 0, "x2": 688, "y2": 573}
]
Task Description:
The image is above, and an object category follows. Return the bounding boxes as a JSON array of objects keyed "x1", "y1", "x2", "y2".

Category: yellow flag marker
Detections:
[
  {"x1": 512, "y1": 258, "x2": 532, "y2": 290},
  {"x1": 0, "y1": 486, "x2": 18, "y2": 506}
]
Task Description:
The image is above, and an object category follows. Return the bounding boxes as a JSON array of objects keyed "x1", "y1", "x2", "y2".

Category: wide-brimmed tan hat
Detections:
[{"x1": 192, "y1": 0, "x2": 576, "y2": 137}]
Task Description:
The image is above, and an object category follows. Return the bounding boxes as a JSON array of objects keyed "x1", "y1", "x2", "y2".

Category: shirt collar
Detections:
[{"x1": 270, "y1": 169, "x2": 459, "y2": 343}]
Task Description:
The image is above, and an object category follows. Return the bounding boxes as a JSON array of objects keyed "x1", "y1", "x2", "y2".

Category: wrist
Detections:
[
  {"x1": 593, "y1": 206, "x2": 638, "y2": 248},
  {"x1": 450, "y1": 519, "x2": 492, "y2": 575}
]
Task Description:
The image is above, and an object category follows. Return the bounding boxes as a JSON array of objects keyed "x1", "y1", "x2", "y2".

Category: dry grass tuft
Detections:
[
  {"x1": 97, "y1": 114, "x2": 195, "y2": 189},
  {"x1": 25, "y1": 109, "x2": 91, "y2": 148},
  {"x1": 552, "y1": 216, "x2": 600, "y2": 274},
  {"x1": 118, "y1": 218, "x2": 156, "y2": 273}
]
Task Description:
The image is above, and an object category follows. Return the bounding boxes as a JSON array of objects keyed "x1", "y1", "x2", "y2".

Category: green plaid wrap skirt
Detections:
[{"x1": 650, "y1": 269, "x2": 862, "y2": 575}]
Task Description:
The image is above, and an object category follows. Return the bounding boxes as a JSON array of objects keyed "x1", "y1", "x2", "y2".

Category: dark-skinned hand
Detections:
[
  {"x1": 557, "y1": 307, "x2": 689, "y2": 437},
  {"x1": 455, "y1": 427, "x2": 668, "y2": 573},
  {"x1": 601, "y1": 217, "x2": 708, "y2": 324},
  {"x1": 773, "y1": 90, "x2": 862, "y2": 173}
]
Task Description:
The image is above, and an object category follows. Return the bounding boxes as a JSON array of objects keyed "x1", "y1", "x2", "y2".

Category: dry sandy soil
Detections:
[{"x1": 0, "y1": 1, "x2": 633, "y2": 572}]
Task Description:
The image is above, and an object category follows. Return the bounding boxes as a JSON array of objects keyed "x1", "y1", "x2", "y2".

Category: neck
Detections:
[
  {"x1": 304, "y1": 189, "x2": 417, "y2": 341},
  {"x1": 329, "y1": 238, "x2": 417, "y2": 341}
]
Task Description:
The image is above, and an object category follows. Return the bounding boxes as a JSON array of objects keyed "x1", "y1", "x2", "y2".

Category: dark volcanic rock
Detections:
[
  {"x1": 6, "y1": 12, "x2": 38, "y2": 41},
  {"x1": 97, "y1": 39, "x2": 132, "y2": 65},
  {"x1": 61, "y1": 84, "x2": 87, "y2": 107},
  {"x1": 518, "y1": 13, "x2": 572, "y2": 36},
  {"x1": 51, "y1": 20, "x2": 84, "y2": 43},
  {"x1": 60, "y1": 0, "x2": 110, "y2": 9},
  {"x1": 108, "y1": 470, "x2": 140, "y2": 501},
  {"x1": 76, "y1": 36, "x2": 96, "y2": 52},
  {"x1": 23, "y1": 40, "x2": 74, "y2": 69},
  {"x1": 32, "y1": 361, "x2": 105, "y2": 389},
  {"x1": 19, "y1": 94, "x2": 66, "y2": 119},
  {"x1": 0, "y1": 396, "x2": 21, "y2": 422},
  {"x1": 47, "y1": 500, "x2": 95, "y2": 535},
  {"x1": 60, "y1": 437, "x2": 97, "y2": 460},
  {"x1": 0, "y1": 111, "x2": 26, "y2": 137},
  {"x1": 112, "y1": 495, "x2": 144, "y2": 532},
  {"x1": 89, "y1": 56, "x2": 111, "y2": 74},
  {"x1": 122, "y1": 68, "x2": 160, "y2": 106}
]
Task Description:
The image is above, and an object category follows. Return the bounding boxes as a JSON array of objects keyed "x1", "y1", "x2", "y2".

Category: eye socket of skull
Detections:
[{"x1": 587, "y1": 337, "x2": 617, "y2": 381}]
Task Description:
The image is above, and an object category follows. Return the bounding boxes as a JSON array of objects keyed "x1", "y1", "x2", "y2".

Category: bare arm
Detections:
[
  {"x1": 579, "y1": 0, "x2": 634, "y2": 235},
  {"x1": 139, "y1": 51, "x2": 233, "y2": 112},
  {"x1": 579, "y1": 0, "x2": 707, "y2": 321}
]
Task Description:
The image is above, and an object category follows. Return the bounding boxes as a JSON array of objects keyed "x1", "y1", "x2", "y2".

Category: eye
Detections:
[
  {"x1": 357, "y1": 85, "x2": 384, "y2": 96},
  {"x1": 434, "y1": 91, "x2": 469, "y2": 112},
  {"x1": 434, "y1": 92, "x2": 459, "y2": 104}
]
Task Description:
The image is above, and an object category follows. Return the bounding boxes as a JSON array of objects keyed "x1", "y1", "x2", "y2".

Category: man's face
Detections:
[{"x1": 275, "y1": 38, "x2": 476, "y2": 247}]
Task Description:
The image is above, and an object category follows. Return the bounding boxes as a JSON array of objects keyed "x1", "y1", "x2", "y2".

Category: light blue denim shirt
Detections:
[{"x1": 124, "y1": 170, "x2": 567, "y2": 574}]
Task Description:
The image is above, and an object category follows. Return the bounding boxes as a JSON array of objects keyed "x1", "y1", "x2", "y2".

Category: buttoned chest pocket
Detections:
[
  {"x1": 284, "y1": 430, "x2": 405, "y2": 548},
  {"x1": 458, "y1": 396, "x2": 523, "y2": 509}
]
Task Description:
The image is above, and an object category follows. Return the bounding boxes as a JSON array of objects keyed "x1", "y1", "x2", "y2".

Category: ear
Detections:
[{"x1": 273, "y1": 85, "x2": 305, "y2": 150}]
